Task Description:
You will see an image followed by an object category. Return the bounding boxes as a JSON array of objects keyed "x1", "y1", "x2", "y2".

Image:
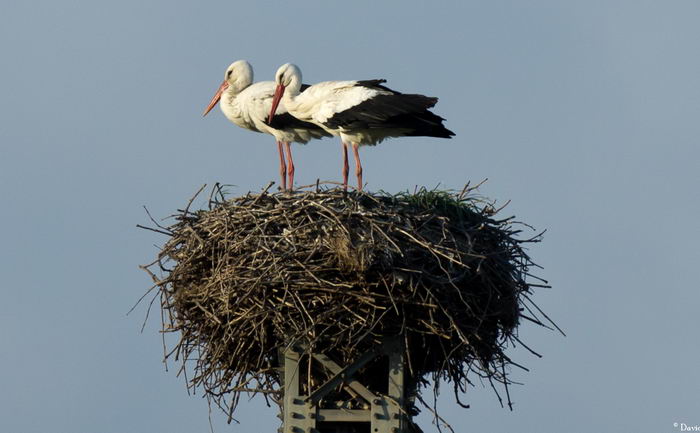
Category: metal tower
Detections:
[{"x1": 280, "y1": 337, "x2": 409, "y2": 433}]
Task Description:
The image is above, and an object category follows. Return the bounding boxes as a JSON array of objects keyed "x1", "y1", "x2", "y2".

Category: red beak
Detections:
[
  {"x1": 203, "y1": 80, "x2": 229, "y2": 116},
  {"x1": 267, "y1": 84, "x2": 285, "y2": 124}
]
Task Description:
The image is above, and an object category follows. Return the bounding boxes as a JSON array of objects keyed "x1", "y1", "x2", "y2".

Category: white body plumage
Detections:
[{"x1": 203, "y1": 60, "x2": 330, "y2": 190}]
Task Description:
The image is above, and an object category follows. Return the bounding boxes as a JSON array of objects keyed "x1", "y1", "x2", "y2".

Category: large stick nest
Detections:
[{"x1": 141, "y1": 184, "x2": 553, "y2": 418}]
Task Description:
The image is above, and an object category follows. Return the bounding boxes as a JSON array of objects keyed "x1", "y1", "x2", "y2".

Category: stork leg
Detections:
[
  {"x1": 341, "y1": 141, "x2": 349, "y2": 191},
  {"x1": 351, "y1": 142, "x2": 363, "y2": 191},
  {"x1": 277, "y1": 140, "x2": 287, "y2": 191},
  {"x1": 284, "y1": 141, "x2": 295, "y2": 191}
]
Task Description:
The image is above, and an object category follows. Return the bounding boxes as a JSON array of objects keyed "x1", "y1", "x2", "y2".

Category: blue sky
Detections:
[{"x1": 1, "y1": 1, "x2": 699, "y2": 432}]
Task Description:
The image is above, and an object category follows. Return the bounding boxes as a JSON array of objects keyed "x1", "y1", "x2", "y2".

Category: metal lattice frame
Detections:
[{"x1": 282, "y1": 338, "x2": 406, "y2": 433}]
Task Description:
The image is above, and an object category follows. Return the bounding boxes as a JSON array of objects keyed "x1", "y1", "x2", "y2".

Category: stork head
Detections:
[
  {"x1": 268, "y1": 63, "x2": 302, "y2": 124},
  {"x1": 275, "y1": 63, "x2": 302, "y2": 88},
  {"x1": 225, "y1": 60, "x2": 254, "y2": 91},
  {"x1": 203, "y1": 60, "x2": 254, "y2": 116}
]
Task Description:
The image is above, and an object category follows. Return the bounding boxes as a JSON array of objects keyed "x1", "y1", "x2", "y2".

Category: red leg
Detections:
[
  {"x1": 284, "y1": 142, "x2": 295, "y2": 191},
  {"x1": 277, "y1": 140, "x2": 287, "y2": 191},
  {"x1": 352, "y1": 142, "x2": 363, "y2": 191},
  {"x1": 341, "y1": 141, "x2": 349, "y2": 191}
]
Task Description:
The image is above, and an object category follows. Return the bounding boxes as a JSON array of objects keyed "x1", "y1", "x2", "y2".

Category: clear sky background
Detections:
[{"x1": 1, "y1": 1, "x2": 699, "y2": 432}]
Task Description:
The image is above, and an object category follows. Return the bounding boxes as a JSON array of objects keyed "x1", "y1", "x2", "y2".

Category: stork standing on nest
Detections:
[
  {"x1": 204, "y1": 60, "x2": 331, "y2": 191},
  {"x1": 268, "y1": 63, "x2": 455, "y2": 191}
]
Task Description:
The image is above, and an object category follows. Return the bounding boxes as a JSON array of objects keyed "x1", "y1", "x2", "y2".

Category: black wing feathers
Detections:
[
  {"x1": 269, "y1": 113, "x2": 331, "y2": 137},
  {"x1": 325, "y1": 90, "x2": 454, "y2": 138},
  {"x1": 355, "y1": 79, "x2": 398, "y2": 94}
]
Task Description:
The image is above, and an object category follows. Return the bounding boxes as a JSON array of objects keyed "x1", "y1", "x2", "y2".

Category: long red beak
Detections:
[
  {"x1": 267, "y1": 84, "x2": 285, "y2": 124},
  {"x1": 203, "y1": 80, "x2": 229, "y2": 116}
]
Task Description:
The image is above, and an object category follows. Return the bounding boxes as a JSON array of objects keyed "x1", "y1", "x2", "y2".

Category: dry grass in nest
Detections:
[{"x1": 139, "y1": 182, "x2": 557, "y2": 420}]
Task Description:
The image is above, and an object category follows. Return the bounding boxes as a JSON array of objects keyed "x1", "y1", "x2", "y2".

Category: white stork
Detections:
[
  {"x1": 268, "y1": 63, "x2": 454, "y2": 191},
  {"x1": 203, "y1": 60, "x2": 331, "y2": 190}
]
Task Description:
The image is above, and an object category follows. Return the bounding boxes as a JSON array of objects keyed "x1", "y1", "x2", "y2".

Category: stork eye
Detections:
[{"x1": 227, "y1": 70, "x2": 233, "y2": 78}]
